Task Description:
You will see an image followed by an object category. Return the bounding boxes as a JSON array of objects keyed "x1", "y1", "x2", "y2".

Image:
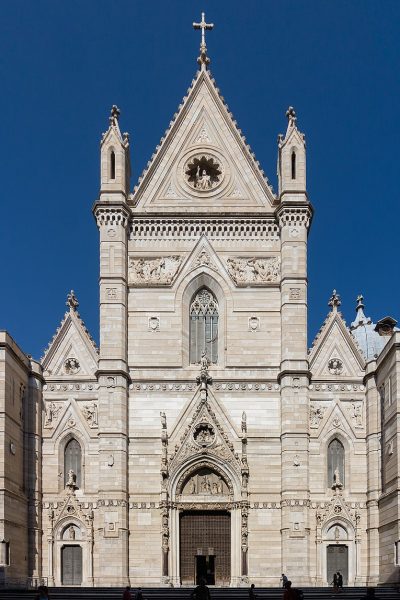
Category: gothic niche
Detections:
[
  {"x1": 193, "y1": 422, "x2": 215, "y2": 447},
  {"x1": 182, "y1": 467, "x2": 228, "y2": 496},
  {"x1": 185, "y1": 155, "x2": 222, "y2": 191}
]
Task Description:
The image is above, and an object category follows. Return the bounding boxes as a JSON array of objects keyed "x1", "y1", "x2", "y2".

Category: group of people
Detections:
[
  {"x1": 123, "y1": 586, "x2": 144, "y2": 600},
  {"x1": 331, "y1": 570, "x2": 344, "y2": 592}
]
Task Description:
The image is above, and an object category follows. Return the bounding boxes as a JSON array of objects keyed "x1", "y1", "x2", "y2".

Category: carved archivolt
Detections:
[
  {"x1": 128, "y1": 256, "x2": 182, "y2": 286},
  {"x1": 226, "y1": 256, "x2": 280, "y2": 285}
]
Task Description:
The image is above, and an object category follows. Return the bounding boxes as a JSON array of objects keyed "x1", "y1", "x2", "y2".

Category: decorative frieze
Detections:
[
  {"x1": 129, "y1": 218, "x2": 280, "y2": 240},
  {"x1": 43, "y1": 383, "x2": 99, "y2": 391},
  {"x1": 130, "y1": 381, "x2": 280, "y2": 392},
  {"x1": 309, "y1": 383, "x2": 364, "y2": 392},
  {"x1": 128, "y1": 256, "x2": 182, "y2": 286},
  {"x1": 226, "y1": 256, "x2": 280, "y2": 285}
]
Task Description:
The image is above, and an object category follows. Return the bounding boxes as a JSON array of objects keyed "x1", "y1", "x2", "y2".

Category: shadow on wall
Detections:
[{"x1": 383, "y1": 566, "x2": 400, "y2": 585}]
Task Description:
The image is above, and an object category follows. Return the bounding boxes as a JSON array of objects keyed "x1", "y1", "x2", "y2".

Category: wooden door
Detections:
[
  {"x1": 61, "y1": 545, "x2": 82, "y2": 585},
  {"x1": 327, "y1": 544, "x2": 348, "y2": 585},
  {"x1": 180, "y1": 511, "x2": 230, "y2": 586}
]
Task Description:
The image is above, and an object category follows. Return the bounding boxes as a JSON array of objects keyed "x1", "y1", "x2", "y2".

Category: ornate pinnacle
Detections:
[
  {"x1": 193, "y1": 12, "x2": 214, "y2": 68},
  {"x1": 356, "y1": 294, "x2": 364, "y2": 312},
  {"x1": 328, "y1": 289, "x2": 341, "y2": 311},
  {"x1": 286, "y1": 106, "x2": 297, "y2": 127},
  {"x1": 109, "y1": 105, "x2": 121, "y2": 126},
  {"x1": 66, "y1": 290, "x2": 79, "y2": 311}
]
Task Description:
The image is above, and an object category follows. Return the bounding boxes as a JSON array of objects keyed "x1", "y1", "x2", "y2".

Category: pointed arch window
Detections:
[
  {"x1": 64, "y1": 438, "x2": 82, "y2": 488},
  {"x1": 327, "y1": 438, "x2": 345, "y2": 488},
  {"x1": 190, "y1": 288, "x2": 219, "y2": 365},
  {"x1": 110, "y1": 150, "x2": 116, "y2": 180},
  {"x1": 291, "y1": 150, "x2": 296, "y2": 179}
]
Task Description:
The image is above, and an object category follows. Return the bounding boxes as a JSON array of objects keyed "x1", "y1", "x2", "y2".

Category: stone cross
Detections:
[
  {"x1": 328, "y1": 289, "x2": 341, "y2": 311},
  {"x1": 193, "y1": 12, "x2": 214, "y2": 66}
]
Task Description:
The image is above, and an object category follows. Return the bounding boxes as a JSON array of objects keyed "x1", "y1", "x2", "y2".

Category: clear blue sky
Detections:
[{"x1": 1, "y1": 0, "x2": 399, "y2": 360}]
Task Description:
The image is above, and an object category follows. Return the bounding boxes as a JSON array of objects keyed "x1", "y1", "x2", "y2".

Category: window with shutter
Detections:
[{"x1": 190, "y1": 288, "x2": 219, "y2": 364}]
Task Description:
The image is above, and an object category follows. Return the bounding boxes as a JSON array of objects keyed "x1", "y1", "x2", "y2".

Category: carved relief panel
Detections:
[{"x1": 181, "y1": 467, "x2": 229, "y2": 496}]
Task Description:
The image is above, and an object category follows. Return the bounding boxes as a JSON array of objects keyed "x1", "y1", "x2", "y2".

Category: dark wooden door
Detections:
[
  {"x1": 180, "y1": 511, "x2": 230, "y2": 586},
  {"x1": 62, "y1": 545, "x2": 82, "y2": 585},
  {"x1": 327, "y1": 545, "x2": 348, "y2": 585}
]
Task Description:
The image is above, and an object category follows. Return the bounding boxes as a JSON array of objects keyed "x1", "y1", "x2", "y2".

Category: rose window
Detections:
[{"x1": 185, "y1": 155, "x2": 222, "y2": 191}]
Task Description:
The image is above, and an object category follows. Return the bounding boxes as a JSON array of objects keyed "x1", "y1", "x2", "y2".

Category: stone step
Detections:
[{"x1": 1, "y1": 587, "x2": 400, "y2": 600}]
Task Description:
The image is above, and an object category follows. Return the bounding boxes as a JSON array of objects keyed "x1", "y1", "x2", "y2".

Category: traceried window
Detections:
[
  {"x1": 327, "y1": 438, "x2": 345, "y2": 488},
  {"x1": 190, "y1": 288, "x2": 219, "y2": 365},
  {"x1": 64, "y1": 438, "x2": 82, "y2": 488}
]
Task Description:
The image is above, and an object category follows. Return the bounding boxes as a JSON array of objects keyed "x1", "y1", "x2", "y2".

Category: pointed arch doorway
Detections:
[{"x1": 180, "y1": 510, "x2": 231, "y2": 585}]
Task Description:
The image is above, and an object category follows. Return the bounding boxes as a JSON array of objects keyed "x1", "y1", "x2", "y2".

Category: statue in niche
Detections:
[
  {"x1": 334, "y1": 526, "x2": 340, "y2": 541},
  {"x1": 333, "y1": 467, "x2": 343, "y2": 490},
  {"x1": 189, "y1": 478, "x2": 196, "y2": 495},
  {"x1": 193, "y1": 422, "x2": 215, "y2": 447},
  {"x1": 68, "y1": 525, "x2": 76, "y2": 540},
  {"x1": 195, "y1": 167, "x2": 212, "y2": 190}
]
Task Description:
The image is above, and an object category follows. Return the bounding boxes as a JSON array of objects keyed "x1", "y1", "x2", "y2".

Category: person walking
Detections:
[
  {"x1": 191, "y1": 579, "x2": 211, "y2": 600},
  {"x1": 283, "y1": 580, "x2": 302, "y2": 600},
  {"x1": 281, "y1": 573, "x2": 289, "y2": 588},
  {"x1": 249, "y1": 583, "x2": 257, "y2": 599},
  {"x1": 135, "y1": 588, "x2": 145, "y2": 600},
  {"x1": 337, "y1": 571, "x2": 343, "y2": 591},
  {"x1": 123, "y1": 586, "x2": 132, "y2": 600},
  {"x1": 331, "y1": 572, "x2": 338, "y2": 593}
]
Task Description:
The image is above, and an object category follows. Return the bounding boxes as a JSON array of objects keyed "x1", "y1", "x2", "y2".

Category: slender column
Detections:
[
  {"x1": 364, "y1": 360, "x2": 380, "y2": 585},
  {"x1": 93, "y1": 204, "x2": 130, "y2": 585},
  {"x1": 278, "y1": 205, "x2": 312, "y2": 586}
]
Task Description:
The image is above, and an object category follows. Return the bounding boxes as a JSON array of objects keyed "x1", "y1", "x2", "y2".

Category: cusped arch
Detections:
[
  {"x1": 322, "y1": 516, "x2": 354, "y2": 540},
  {"x1": 54, "y1": 516, "x2": 86, "y2": 541}
]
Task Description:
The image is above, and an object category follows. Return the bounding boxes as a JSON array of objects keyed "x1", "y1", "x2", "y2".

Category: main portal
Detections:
[{"x1": 180, "y1": 510, "x2": 231, "y2": 586}]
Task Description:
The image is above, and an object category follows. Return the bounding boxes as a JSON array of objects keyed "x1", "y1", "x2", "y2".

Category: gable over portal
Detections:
[{"x1": 131, "y1": 70, "x2": 276, "y2": 214}]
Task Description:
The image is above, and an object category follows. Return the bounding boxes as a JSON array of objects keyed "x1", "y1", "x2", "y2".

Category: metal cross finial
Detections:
[
  {"x1": 193, "y1": 12, "x2": 214, "y2": 67},
  {"x1": 328, "y1": 289, "x2": 341, "y2": 311}
]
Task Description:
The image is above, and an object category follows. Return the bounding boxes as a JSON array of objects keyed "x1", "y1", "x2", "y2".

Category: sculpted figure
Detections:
[{"x1": 189, "y1": 478, "x2": 196, "y2": 494}]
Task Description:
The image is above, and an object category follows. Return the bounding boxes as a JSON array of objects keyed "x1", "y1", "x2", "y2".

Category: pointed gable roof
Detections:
[
  {"x1": 309, "y1": 291, "x2": 365, "y2": 377},
  {"x1": 41, "y1": 291, "x2": 98, "y2": 375},
  {"x1": 131, "y1": 68, "x2": 276, "y2": 214}
]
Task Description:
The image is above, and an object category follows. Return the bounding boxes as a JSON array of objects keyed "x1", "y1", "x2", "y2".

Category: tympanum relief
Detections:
[
  {"x1": 128, "y1": 256, "x2": 182, "y2": 286},
  {"x1": 182, "y1": 467, "x2": 228, "y2": 496},
  {"x1": 226, "y1": 256, "x2": 280, "y2": 285}
]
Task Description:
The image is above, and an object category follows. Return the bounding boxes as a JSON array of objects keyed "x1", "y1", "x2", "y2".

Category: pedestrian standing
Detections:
[{"x1": 281, "y1": 573, "x2": 289, "y2": 588}]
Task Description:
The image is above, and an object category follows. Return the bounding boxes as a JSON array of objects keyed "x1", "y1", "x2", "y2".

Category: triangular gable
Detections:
[
  {"x1": 176, "y1": 234, "x2": 233, "y2": 286},
  {"x1": 131, "y1": 69, "x2": 276, "y2": 214},
  {"x1": 309, "y1": 311, "x2": 365, "y2": 379},
  {"x1": 42, "y1": 308, "x2": 98, "y2": 378},
  {"x1": 168, "y1": 386, "x2": 242, "y2": 479}
]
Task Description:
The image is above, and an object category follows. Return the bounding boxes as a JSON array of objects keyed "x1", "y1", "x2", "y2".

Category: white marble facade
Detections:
[{"x1": 1, "y1": 47, "x2": 400, "y2": 589}]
